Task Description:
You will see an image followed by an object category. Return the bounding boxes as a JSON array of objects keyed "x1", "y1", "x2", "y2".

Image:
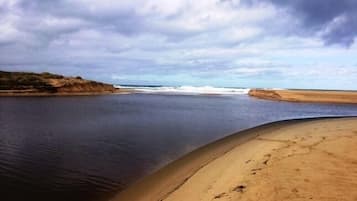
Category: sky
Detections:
[{"x1": 1, "y1": 0, "x2": 357, "y2": 89}]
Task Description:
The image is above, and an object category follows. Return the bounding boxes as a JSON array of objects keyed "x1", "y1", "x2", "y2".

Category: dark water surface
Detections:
[{"x1": 1, "y1": 94, "x2": 357, "y2": 201}]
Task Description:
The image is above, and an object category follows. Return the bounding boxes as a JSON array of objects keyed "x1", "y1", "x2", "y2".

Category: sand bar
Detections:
[
  {"x1": 111, "y1": 117, "x2": 357, "y2": 201},
  {"x1": 248, "y1": 89, "x2": 357, "y2": 104}
]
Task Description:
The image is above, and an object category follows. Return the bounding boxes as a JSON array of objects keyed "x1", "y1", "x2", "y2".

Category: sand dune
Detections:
[
  {"x1": 248, "y1": 89, "x2": 357, "y2": 104},
  {"x1": 111, "y1": 117, "x2": 357, "y2": 201}
]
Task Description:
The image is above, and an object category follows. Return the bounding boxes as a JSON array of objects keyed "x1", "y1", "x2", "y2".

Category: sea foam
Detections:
[{"x1": 114, "y1": 85, "x2": 249, "y2": 95}]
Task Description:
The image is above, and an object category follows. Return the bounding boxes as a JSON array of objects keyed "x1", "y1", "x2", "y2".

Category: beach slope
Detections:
[
  {"x1": 111, "y1": 117, "x2": 357, "y2": 201},
  {"x1": 248, "y1": 89, "x2": 357, "y2": 104}
]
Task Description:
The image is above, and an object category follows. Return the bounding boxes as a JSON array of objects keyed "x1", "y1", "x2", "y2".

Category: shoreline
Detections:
[
  {"x1": 110, "y1": 117, "x2": 357, "y2": 201},
  {"x1": 0, "y1": 71, "x2": 136, "y2": 97},
  {"x1": 248, "y1": 89, "x2": 357, "y2": 104},
  {"x1": 0, "y1": 89, "x2": 135, "y2": 97}
]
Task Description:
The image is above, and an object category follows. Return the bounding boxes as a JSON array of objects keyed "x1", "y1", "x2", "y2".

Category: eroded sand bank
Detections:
[
  {"x1": 111, "y1": 117, "x2": 357, "y2": 201},
  {"x1": 248, "y1": 89, "x2": 357, "y2": 104}
]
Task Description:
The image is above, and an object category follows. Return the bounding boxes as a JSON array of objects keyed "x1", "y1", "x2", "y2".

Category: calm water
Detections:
[{"x1": 1, "y1": 94, "x2": 357, "y2": 201}]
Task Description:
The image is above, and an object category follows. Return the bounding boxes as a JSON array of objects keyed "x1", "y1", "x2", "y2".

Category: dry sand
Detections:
[
  {"x1": 111, "y1": 117, "x2": 357, "y2": 201},
  {"x1": 248, "y1": 89, "x2": 357, "y2": 104}
]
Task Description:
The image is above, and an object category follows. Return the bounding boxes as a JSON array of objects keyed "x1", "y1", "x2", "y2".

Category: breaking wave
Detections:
[{"x1": 114, "y1": 85, "x2": 250, "y2": 95}]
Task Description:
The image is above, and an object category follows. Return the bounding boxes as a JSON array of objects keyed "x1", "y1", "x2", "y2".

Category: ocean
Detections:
[{"x1": 1, "y1": 88, "x2": 357, "y2": 201}]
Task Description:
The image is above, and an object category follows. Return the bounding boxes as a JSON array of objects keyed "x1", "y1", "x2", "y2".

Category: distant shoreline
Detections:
[
  {"x1": 0, "y1": 89, "x2": 133, "y2": 97},
  {"x1": 248, "y1": 88, "x2": 357, "y2": 104},
  {"x1": 3, "y1": 71, "x2": 356, "y2": 99},
  {"x1": 110, "y1": 117, "x2": 357, "y2": 201},
  {"x1": 0, "y1": 71, "x2": 133, "y2": 96}
]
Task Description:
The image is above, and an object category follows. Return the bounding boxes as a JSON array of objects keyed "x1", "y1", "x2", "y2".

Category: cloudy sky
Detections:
[{"x1": 1, "y1": 0, "x2": 357, "y2": 89}]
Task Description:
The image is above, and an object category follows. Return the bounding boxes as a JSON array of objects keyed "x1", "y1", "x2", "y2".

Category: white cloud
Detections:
[{"x1": 0, "y1": 0, "x2": 357, "y2": 89}]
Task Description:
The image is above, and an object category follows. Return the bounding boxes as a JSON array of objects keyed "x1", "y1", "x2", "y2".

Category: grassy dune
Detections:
[{"x1": 0, "y1": 71, "x2": 120, "y2": 96}]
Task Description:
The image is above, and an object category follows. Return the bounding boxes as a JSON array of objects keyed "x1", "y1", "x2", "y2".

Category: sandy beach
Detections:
[
  {"x1": 249, "y1": 89, "x2": 357, "y2": 104},
  {"x1": 111, "y1": 117, "x2": 357, "y2": 201}
]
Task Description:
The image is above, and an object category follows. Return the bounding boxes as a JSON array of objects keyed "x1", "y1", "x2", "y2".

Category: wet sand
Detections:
[
  {"x1": 111, "y1": 117, "x2": 357, "y2": 201},
  {"x1": 249, "y1": 89, "x2": 357, "y2": 104}
]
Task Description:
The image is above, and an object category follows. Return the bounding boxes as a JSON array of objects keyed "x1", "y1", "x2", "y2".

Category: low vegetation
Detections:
[
  {"x1": 0, "y1": 71, "x2": 116, "y2": 94},
  {"x1": 0, "y1": 71, "x2": 57, "y2": 91}
]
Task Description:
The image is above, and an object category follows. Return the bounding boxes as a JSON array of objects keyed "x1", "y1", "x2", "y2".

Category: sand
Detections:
[
  {"x1": 111, "y1": 117, "x2": 357, "y2": 201},
  {"x1": 248, "y1": 89, "x2": 357, "y2": 104}
]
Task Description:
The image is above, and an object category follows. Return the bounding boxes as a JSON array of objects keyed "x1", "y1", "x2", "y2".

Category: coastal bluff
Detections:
[{"x1": 0, "y1": 71, "x2": 119, "y2": 96}]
